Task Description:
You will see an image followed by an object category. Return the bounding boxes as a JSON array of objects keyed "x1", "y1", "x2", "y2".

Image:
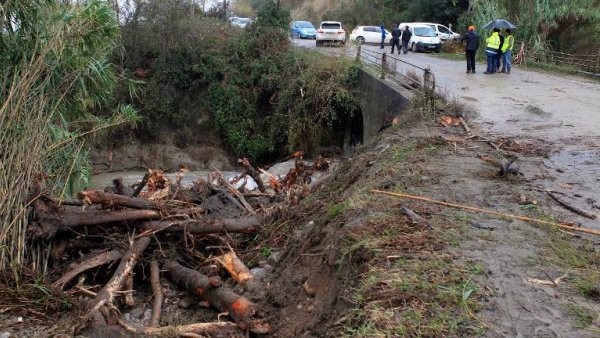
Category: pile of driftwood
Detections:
[{"x1": 27, "y1": 156, "x2": 330, "y2": 337}]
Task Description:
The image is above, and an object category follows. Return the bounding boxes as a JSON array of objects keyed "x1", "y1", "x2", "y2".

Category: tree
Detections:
[{"x1": 0, "y1": 0, "x2": 138, "y2": 273}]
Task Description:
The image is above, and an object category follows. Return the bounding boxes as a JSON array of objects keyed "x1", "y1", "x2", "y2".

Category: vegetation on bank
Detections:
[
  {"x1": 0, "y1": 0, "x2": 138, "y2": 271},
  {"x1": 120, "y1": 0, "x2": 361, "y2": 162}
]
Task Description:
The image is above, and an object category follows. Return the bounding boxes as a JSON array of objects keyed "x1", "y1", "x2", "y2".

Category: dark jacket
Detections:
[
  {"x1": 498, "y1": 34, "x2": 505, "y2": 53},
  {"x1": 391, "y1": 27, "x2": 401, "y2": 40},
  {"x1": 462, "y1": 31, "x2": 480, "y2": 51},
  {"x1": 401, "y1": 28, "x2": 412, "y2": 42}
]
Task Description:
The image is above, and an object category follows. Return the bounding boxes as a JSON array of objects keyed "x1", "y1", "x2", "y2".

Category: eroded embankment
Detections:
[{"x1": 259, "y1": 107, "x2": 600, "y2": 337}]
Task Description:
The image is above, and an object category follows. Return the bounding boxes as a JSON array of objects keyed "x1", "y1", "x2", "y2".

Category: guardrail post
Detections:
[
  {"x1": 381, "y1": 53, "x2": 386, "y2": 79},
  {"x1": 356, "y1": 45, "x2": 361, "y2": 62}
]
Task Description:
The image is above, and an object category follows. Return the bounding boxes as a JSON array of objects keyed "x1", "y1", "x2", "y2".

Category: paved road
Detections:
[{"x1": 292, "y1": 38, "x2": 600, "y2": 143}]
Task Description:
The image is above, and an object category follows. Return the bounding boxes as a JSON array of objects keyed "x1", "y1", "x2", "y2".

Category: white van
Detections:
[
  {"x1": 412, "y1": 22, "x2": 460, "y2": 42},
  {"x1": 398, "y1": 23, "x2": 442, "y2": 53}
]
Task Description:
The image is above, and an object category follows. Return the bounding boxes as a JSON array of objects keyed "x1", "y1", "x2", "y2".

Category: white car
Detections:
[
  {"x1": 399, "y1": 23, "x2": 442, "y2": 53},
  {"x1": 316, "y1": 21, "x2": 346, "y2": 46},
  {"x1": 229, "y1": 17, "x2": 253, "y2": 28},
  {"x1": 350, "y1": 26, "x2": 392, "y2": 45}
]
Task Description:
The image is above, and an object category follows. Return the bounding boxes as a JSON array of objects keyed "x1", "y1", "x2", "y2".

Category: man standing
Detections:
[
  {"x1": 500, "y1": 29, "x2": 514, "y2": 74},
  {"x1": 380, "y1": 24, "x2": 386, "y2": 49},
  {"x1": 462, "y1": 25, "x2": 480, "y2": 73},
  {"x1": 390, "y1": 24, "x2": 401, "y2": 54},
  {"x1": 401, "y1": 25, "x2": 412, "y2": 54},
  {"x1": 495, "y1": 31, "x2": 505, "y2": 72},
  {"x1": 484, "y1": 28, "x2": 500, "y2": 74}
]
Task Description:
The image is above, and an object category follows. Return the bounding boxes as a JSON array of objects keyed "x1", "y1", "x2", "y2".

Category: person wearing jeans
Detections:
[
  {"x1": 501, "y1": 29, "x2": 514, "y2": 74},
  {"x1": 484, "y1": 28, "x2": 500, "y2": 74},
  {"x1": 390, "y1": 24, "x2": 401, "y2": 54}
]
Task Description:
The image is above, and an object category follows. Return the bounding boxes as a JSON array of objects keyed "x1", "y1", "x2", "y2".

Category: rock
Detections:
[
  {"x1": 251, "y1": 267, "x2": 268, "y2": 279},
  {"x1": 178, "y1": 296, "x2": 197, "y2": 309},
  {"x1": 1, "y1": 332, "x2": 10, "y2": 338},
  {"x1": 303, "y1": 280, "x2": 316, "y2": 297},
  {"x1": 268, "y1": 251, "x2": 284, "y2": 264}
]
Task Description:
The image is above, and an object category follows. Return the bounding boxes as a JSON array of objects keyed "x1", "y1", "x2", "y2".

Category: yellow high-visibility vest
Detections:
[
  {"x1": 502, "y1": 35, "x2": 514, "y2": 52},
  {"x1": 486, "y1": 32, "x2": 500, "y2": 49}
]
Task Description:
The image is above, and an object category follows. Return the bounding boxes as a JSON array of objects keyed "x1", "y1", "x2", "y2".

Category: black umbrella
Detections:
[{"x1": 482, "y1": 19, "x2": 517, "y2": 30}]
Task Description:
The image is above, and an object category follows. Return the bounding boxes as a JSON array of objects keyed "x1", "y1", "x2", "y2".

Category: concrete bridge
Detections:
[{"x1": 347, "y1": 68, "x2": 414, "y2": 145}]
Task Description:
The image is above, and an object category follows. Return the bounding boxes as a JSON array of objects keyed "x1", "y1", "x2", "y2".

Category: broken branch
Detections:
[
  {"x1": 79, "y1": 190, "x2": 158, "y2": 210},
  {"x1": 149, "y1": 260, "x2": 163, "y2": 327},
  {"x1": 52, "y1": 249, "x2": 124, "y2": 292},
  {"x1": 372, "y1": 190, "x2": 600, "y2": 236},
  {"x1": 547, "y1": 191, "x2": 597, "y2": 220}
]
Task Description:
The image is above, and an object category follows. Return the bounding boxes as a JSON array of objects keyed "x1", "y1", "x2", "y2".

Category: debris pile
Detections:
[{"x1": 27, "y1": 156, "x2": 332, "y2": 336}]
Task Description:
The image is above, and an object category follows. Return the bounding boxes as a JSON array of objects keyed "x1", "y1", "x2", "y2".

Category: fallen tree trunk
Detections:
[
  {"x1": 52, "y1": 249, "x2": 124, "y2": 292},
  {"x1": 141, "y1": 216, "x2": 261, "y2": 235},
  {"x1": 79, "y1": 190, "x2": 158, "y2": 210},
  {"x1": 163, "y1": 260, "x2": 221, "y2": 297},
  {"x1": 77, "y1": 237, "x2": 151, "y2": 333}
]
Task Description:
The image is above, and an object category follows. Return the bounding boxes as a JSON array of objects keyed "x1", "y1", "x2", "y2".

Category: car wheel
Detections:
[
  {"x1": 316, "y1": 40, "x2": 321, "y2": 47},
  {"x1": 412, "y1": 43, "x2": 417, "y2": 52},
  {"x1": 356, "y1": 36, "x2": 365, "y2": 45}
]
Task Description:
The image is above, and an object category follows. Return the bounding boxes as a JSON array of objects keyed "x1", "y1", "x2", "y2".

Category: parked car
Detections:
[
  {"x1": 316, "y1": 21, "x2": 346, "y2": 46},
  {"x1": 411, "y1": 22, "x2": 460, "y2": 42},
  {"x1": 290, "y1": 21, "x2": 317, "y2": 39},
  {"x1": 229, "y1": 17, "x2": 253, "y2": 28},
  {"x1": 398, "y1": 23, "x2": 442, "y2": 52},
  {"x1": 350, "y1": 26, "x2": 392, "y2": 45}
]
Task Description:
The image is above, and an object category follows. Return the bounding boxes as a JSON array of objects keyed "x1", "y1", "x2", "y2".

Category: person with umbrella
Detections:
[
  {"x1": 484, "y1": 28, "x2": 501, "y2": 74},
  {"x1": 462, "y1": 25, "x2": 480, "y2": 73},
  {"x1": 500, "y1": 29, "x2": 515, "y2": 74}
]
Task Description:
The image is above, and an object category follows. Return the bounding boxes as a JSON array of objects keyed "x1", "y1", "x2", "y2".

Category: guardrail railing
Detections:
[{"x1": 356, "y1": 46, "x2": 436, "y2": 94}]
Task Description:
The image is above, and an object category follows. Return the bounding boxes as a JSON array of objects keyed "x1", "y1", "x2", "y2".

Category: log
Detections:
[
  {"x1": 239, "y1": 157, "x2": 266, "y2": 193},
  {"x1": 548, "y1": 192, "x2": 597, "y2": 220},
  {"x1": 141, "y1": 216, "x2": 261, "y2": 235},
  {"x1": 52, "y1": 249, "x2": 124, "y2": 292},
  {"x1": 116, "y1": 319, "x2": 243, "y2": 337},
  {"x1": 202, "y1": 286, "x2": 270, "y2": 333},
  {"x1": 214, "y1": 251, "x2": 260, "y2": 291},
  {"x1": 79, "y1": 190, "x2": 158, "y2": 210},
  {"x1": 163, "y1": 260, "x2": 222, "y2": 297},
  {"x1": 58, "y1": 209, "x2": 160, "y2": 228},
  {"x1": 149, "y1": 260, "x2": 163, "y2": 327},
  {"x1": 77, "y1": 237, "x2": 151, "y2": 333}
]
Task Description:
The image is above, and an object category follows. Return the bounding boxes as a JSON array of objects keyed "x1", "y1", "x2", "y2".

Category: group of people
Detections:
[
  {"x1": 381, "y1": 24, "x2": 412, "y2": 54},
  {"x1": 462, "y1": 26, "x2": 514, "y2": 74}
]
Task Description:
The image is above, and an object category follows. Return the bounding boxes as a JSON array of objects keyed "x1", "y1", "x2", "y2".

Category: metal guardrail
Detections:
[{"x1": 356, "y1": 46, "x2": 436, "y2": 94}]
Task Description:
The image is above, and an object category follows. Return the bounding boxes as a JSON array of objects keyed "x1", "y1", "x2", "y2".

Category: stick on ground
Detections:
[
  {"x1": 547, "y1": 191, "x2": 597, "y2": 220},
  {"x1": 52, "y1": 249, "x2": 124, "y2": 292}
]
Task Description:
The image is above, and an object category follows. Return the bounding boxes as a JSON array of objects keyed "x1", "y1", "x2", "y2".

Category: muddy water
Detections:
[{"x1": 89, "y1": 160, "x2": 304, "y2": 190}]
